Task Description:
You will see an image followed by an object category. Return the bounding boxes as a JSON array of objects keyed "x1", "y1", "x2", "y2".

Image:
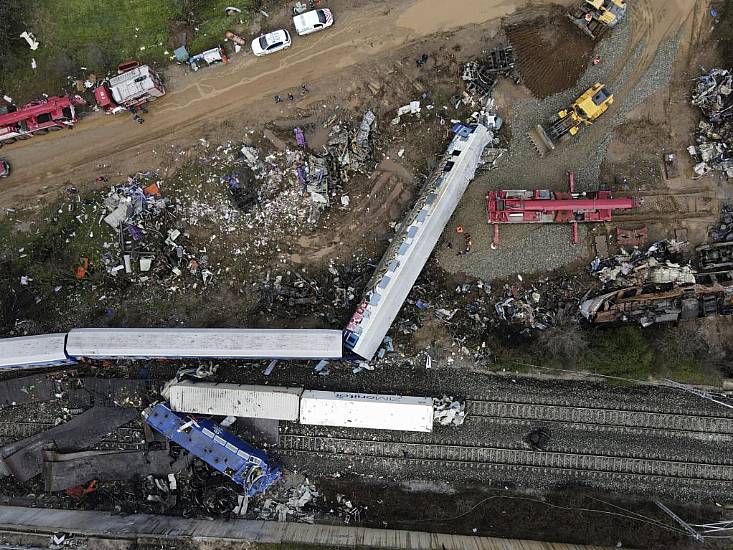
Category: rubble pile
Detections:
[
  {"x1": 589, "y1": 240, "x2": 692, "y2": 289},
  {"x1": 688, "y1": 69, "x2": 733, "y2": 176},
  {"x1": 256, "y1": 478, "x2": 320, "y2": 523},
  {"x1": 708, "y1": 201, "x2": 733, "y2": 242},
  {"x1": 433, "y1": 396, "x2": 466, "y2": 426},
  {"x1": 462, "y1": 45, "x2": 516, "y2": 101},
  {"x1": 322, "y1": 110, "x2": 377, "y2": 183},
  {"x1": 99, "y1": 173, "x2": 215, "y2": 286},
  {"x1": 258, "y1": 262, "x2": 368, "y2": 324}
]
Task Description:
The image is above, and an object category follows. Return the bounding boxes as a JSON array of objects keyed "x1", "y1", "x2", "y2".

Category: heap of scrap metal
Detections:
[
  {"x1": 344, "y1": 120, "x2": 494, "y2": 360},
  {"x1": 323, "y1": 110, "x2": 376, "y2": 183},
  {"x1": 462, "y1": 45, "x2": 515, "y2": 99},
  {"x1": 581, "y1": 270, "x2": 733, "y2": 326},
  {"x1": 101, "y1": 173, "x2": 213, "y2": 284},
  {"x1": 588, "y1": 240, "x2": 693, "y2": 289},
  {"x1": 696, "y1": 202, "x2": 733, "y2": 271},
  {"x1": 688, "y1": 69, "x2": 733, "y2": 176},
  {"x1": 582, "y1": 240, "x2": 733, "y2": 325}
]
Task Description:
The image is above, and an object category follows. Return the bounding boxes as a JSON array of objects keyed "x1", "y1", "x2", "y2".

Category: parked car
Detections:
[
  {"x1": 251, "y1": 30, "x2": 292, "y2": 56},
  {"x1": 293, "y1": 8, "x2": 334, "y2": 36},
  {"x1": 0, "y1": 159, "x2": 10, "y2": 178}
]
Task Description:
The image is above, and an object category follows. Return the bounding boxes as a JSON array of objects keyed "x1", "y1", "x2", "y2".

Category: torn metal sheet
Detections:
[
  {"x1": 0, "y1": 407, "x2": 139, "y2": 481},
  {"x1": 0, "y1": 375, "x2": 54, "y2": 408},
  {"x1": 42, "y1": 449, "x2": 191, "y2": 491}
]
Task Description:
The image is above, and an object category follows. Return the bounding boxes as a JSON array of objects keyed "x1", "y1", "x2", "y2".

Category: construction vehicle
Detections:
[
  {"x1": 0, "y1": 96, "x2": 84, "y2": 147},
  {"x1": 528, "y1": 83, "x2": 613, "y2": 156},
  {"x1": 93, "y1": 61, "x2": 165, "y2": 114},
  {"x1": 567, "y1": 0, "x2": 627, "y2": 40},
  {"x1": 487, "y1": 171, "x2": 637, "y2": 247}
]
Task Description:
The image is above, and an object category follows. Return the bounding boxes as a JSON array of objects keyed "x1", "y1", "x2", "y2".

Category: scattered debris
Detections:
[
  {"x1": 433, "y1": 396, "x2": 466, "y2": 426},
  {"x1": 688, "y1": 69, "x2": 733, "y2": 176},
  {"x1": 588, "y1": 240, "x2": 691, "y2": 289},
  {"x1": 256, "y1": 478, "x2": 319, "y2": 523},
  {"x1": 20, "y1": 31, "x2": 39, "y2": 50}
]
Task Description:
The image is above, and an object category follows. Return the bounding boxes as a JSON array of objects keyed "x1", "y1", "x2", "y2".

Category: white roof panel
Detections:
[
  {"x1": 0, "y1": 333, "x2": 70, "y2": 368},
  {"x1": 299, "y1": 390, "x2": 433, "y2": 432},
  {"x1": 109, "y1": 65, "x2": 155, "y2": 103},
  {"x1": 66, "y1": 328, "x2": 342, "y2": 359},
  {"x1": 169, "y1": 381, "x2": 303, "y2": 420}
]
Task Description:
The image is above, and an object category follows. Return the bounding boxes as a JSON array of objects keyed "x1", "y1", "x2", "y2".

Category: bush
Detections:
[{"x1": 581, "y1": 326, "x2": 653, "y2": 379}]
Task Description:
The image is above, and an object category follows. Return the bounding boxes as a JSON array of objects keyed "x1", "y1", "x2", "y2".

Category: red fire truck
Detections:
[
  {"x1": 0, "y1": 96, "x2": 83, "y2": 147},
  {"x1": 93, "y1": 61, "x2": 165, "y2": 114}
]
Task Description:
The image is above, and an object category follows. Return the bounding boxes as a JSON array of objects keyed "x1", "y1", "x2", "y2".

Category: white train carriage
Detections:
[
  {"x1": 0, "y1": 333, "x2": 73, "y2": 369},
  {"x1": 168, "y1": 380, "x2": 303, "y2": 420},
  {"x1": 65, "y1": 328, "x2": 343, "y2": 360},
  {"x1": 299, "y1": 390, "x2": 434, "y2": 432}
]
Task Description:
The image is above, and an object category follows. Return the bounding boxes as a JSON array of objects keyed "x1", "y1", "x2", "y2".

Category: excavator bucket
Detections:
[{"x1": 527, "y1": 124, "x2": 555, "y2": 157}]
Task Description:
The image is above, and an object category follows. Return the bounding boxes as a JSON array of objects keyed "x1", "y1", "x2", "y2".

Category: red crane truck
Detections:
[
  {"x1": 487, "y1": 171, "x2": 638, "y2": 247},
  {"x1": 0, "y1": 96, "x2": 84, "y2": 147}
]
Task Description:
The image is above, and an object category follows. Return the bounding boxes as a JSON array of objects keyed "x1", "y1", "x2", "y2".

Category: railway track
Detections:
[
  {"x1": 465, "y1": 399, "x2": 733, "y2": 435},
  {"x1": 278, "y1": 434, "x2": 733, "y2": 483}
]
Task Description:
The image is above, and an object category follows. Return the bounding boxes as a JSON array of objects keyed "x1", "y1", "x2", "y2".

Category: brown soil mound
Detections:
[{"x1": 505, "y1": 8, "x2": 594, "y2": 99}]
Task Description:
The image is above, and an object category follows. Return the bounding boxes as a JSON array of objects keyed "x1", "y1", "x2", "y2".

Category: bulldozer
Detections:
[
  {"x1": 567, "y1": 0, "x2": 627, "y2": 40},
  {"x1": 528, "y1": 83, "x2": 613, "y2": 157}
]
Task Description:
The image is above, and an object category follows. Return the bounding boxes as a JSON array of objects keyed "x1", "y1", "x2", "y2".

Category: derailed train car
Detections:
[
  {"x1": 0, "y1": 328, "x2": 343, "y2": 370},
  {"x1": 167, "y1": 381, "x2": 435, "y2": 433}
]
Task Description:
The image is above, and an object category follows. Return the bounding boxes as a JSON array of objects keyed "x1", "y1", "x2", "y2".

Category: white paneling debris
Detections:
[
  {"x1": 169, "y1": 381, "x2": 303, "y2": 420},
  {"x1": 299, "y1": 390, "x2": 433, "y2": 432},
  {"x1": 0, "y1": 334, "x2": 72, "y2": 369}
]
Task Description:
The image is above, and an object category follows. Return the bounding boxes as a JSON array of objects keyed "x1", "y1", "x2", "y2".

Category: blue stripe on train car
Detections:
[{"x1": 143, "y1": 402, "x2": 280, "y2": 496}]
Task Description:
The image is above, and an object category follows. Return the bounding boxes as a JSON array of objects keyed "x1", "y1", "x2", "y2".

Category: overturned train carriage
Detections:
[
  {"x1": 344, "y1": 122, "x2": 493, "y2": 360},
  {"x1": 0, "y1": 328, "x2": 343, "y2": 370},
  {"x1": 581, "y1": 270, "x2": 733, "y2": 325}
]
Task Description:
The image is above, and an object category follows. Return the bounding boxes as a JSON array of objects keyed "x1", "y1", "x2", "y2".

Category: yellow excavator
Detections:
[
  {"x1": 568, "y1": 0, "x2": 627, "y2": 40},
  {"x1": 528, "y1": 83, "x2": 613, "y2": 157}
]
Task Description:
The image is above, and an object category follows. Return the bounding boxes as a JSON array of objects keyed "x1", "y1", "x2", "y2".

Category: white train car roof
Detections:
[
  {"x1": 0, "y1": 333, "x2": 71, "y2": 369},
  {"x1": 66, "y1": 328, "x2": 343, "y2": 360},
  {"x1": 299, "y1": 390, "x2": 434, "y2": 432},
  {"x1": 168, "y1": 381, "x2": 303, "y2": 420}
]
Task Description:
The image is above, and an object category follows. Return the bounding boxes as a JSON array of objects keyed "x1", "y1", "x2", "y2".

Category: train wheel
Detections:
[
  {"x1": 17, "y1": 134, "x2": 31, "y2": 140},
  {"x1": 34, "y1": 129, "x2": 49, "y2": 135},
  {"x1": 48, "y1": 125, "x2": 62, "y2": 132}
]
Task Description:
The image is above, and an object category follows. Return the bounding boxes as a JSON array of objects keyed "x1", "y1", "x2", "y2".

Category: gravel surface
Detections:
[{"x1": 437, "y1": 6, "x2": 683, "y2": 282}]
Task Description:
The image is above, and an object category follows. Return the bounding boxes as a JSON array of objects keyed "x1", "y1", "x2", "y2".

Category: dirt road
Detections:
[{"x1": 0, "y1": 0, "x2": 551, "y2": 209}]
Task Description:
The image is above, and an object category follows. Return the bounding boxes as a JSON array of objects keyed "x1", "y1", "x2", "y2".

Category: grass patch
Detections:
[
  {"x1": 577, "y1": 326, "x2": 654, "y2": 380},
  {"x1": 186, "y1": 1, "x2": 255, "y2": 53},
  {"x1": 0, "y1": 0, "x2": 256, "y2": 102}
]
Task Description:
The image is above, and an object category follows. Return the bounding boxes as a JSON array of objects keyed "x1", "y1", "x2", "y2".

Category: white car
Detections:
[
  {"x1": 251, "y1": 30, "x2": 292, "y2": 56},
  {"x1": 293, "y1": 9, "x2": 334, "y2": 36}
]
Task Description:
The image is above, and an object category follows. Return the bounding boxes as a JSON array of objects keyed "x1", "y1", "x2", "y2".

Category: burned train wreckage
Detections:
[{"x1": 581, "y1": 239, "x2": 733, "y2": 325}]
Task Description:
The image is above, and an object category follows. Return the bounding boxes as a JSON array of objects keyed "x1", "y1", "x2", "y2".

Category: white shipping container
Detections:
[
  {"x1": 299, "y1": 390, "x2": 433, "y2": 432},
  {"x1": 0, "y1": 333, "x2": 73, "y2": 369},
  {"x1": 169, "y1": 381, "x2": 303, "y2": 420}
]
